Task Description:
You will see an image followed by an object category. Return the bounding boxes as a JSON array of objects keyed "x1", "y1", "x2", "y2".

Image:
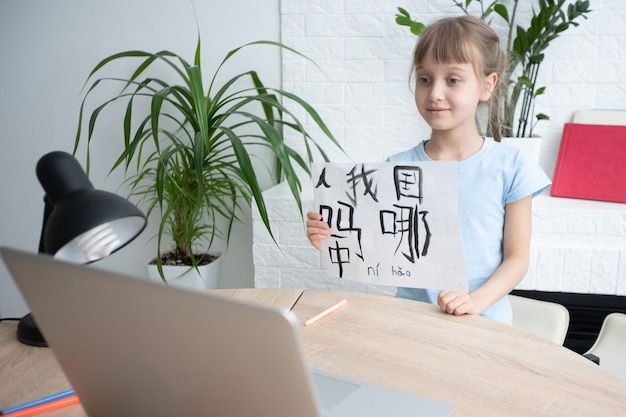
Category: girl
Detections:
[{"x1": 306, "y1": 16, "x2": 551, "y2": 324}]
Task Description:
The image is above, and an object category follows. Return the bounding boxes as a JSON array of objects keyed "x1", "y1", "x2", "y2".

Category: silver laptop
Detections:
[{"x1": 1, "y1": 247, "x2": 453, "y2": 417}]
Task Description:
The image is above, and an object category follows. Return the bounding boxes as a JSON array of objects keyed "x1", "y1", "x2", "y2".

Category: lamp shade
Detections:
[
  {"x1": 16, "y1": 151, "x2": 147, "y2": 347},
  {"x1": 36, "y1": 151, "x2": 146, "y2": 263}
]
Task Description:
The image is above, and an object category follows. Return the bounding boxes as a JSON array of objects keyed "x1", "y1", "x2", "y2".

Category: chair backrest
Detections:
[
  {"x1": 509, "y1": 294, "x2": 570, "y2": 345},
  {"x1": 585, "y1": 312, "x2": 626, "y2": 382}
]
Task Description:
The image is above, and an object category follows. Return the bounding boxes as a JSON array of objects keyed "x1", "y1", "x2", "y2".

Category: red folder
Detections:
[{"x1": 551, "y1": 123, "x2": 626, "y2": 203}]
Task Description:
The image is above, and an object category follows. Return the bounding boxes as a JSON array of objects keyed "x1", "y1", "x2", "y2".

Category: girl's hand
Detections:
[
  {"x1": 306, "y1": 211, "x2": 330, "y2": 251},
  {"x1": 437, "y1": 290, "x2": 479, "y2": 316}
]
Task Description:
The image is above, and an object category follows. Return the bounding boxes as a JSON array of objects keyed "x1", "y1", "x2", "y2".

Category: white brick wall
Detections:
[
  {"x1": 252, "y1": 0, "x2": 626, "y2": 296},
  {"x1": 522, "y1": 196, "x2": 626, "y2": 295},
  {"x1": 279, "y1": 0, "x2": 626, "y2": 177}
]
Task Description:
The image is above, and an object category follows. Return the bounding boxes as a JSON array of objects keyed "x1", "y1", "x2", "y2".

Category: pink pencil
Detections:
[{"x1": 304, "y1": 299, "x2": 348, "y2": 326}]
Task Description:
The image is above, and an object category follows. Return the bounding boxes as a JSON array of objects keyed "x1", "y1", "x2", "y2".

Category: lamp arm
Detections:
[{"x1": 38, "y1": 196, "x2": 54, "y2": 255}]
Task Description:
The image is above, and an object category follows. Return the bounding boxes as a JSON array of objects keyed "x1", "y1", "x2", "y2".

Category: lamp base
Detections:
[{"x1": 17, "y1": 313, "x2": 48, "y2": 347}]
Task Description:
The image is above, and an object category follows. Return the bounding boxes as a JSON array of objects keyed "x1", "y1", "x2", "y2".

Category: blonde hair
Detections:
[{"x1": 412, "y1": 16, "x2": 507, "y2": 141}]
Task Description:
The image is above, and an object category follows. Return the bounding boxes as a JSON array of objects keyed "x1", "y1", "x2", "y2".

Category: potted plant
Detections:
[
  {"x1": 395, "y1": 0, "x2": 591, "y2": 142},
  {"x1": 73, "y1": 35, "x2": 342, "y2": 288}
]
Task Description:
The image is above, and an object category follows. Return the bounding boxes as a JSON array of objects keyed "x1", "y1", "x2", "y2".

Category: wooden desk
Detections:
[
  {"x1": 0, "y1": 321, "x2": 85, "y2": 417},
  {"x1": 2, "y1": 288, "x2": 626, "y2": 417},
  {"x1": 291, "y1": 290, "x2": 626, "y2": 417}
]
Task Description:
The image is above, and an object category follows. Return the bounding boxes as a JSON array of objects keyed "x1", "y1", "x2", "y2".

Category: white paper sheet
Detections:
[{"x1": 312, "y1": 162, "x2": 468, "y2": 291}]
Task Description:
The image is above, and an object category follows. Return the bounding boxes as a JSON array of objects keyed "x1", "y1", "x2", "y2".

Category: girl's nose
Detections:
[{"x1": 428, "y1": 81, "x2": 444, "y2": 101}]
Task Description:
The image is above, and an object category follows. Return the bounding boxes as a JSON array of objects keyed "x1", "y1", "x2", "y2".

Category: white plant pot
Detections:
[
  {"x1": 145, "y1": 253, "x2": 222, "y2": 291},
  {"x1": 501, "y1": 136, "x2": 542, "y2": 163}
]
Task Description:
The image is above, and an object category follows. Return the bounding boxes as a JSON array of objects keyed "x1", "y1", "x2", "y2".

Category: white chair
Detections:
[
  {"x1": 509, "y1": 294, "x2": 570, "y2": 345},
  {"x1": 585, "y1": 312, "x2": 626, "y2": 382}
]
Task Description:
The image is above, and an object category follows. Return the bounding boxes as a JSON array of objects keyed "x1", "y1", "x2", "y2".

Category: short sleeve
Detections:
[{"x1": 505, "y1": 149, "x2": 551, "y2": 204}]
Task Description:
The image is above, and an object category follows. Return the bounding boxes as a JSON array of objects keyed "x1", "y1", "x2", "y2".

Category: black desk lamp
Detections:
[{"x1": 17, "y1": 151, "x2": 147, "y2": 346}]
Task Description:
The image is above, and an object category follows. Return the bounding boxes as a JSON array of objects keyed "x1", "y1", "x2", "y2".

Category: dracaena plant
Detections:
[
  {"x1": 396, "y1": 0, "x2": 591, "y2": 138},
  {"x1": 74, "y1": 36, "x2": 342, "y2": 279}
]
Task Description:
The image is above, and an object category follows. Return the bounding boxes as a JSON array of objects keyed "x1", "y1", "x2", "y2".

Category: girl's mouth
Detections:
[{"x1": 427, "y1": 107, "x2": 449, "y2": 115}]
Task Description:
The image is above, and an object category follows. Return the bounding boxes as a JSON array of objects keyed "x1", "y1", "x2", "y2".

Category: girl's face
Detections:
[{"x1": 414, "y1": 52, "x2": 496, "y2": 138}]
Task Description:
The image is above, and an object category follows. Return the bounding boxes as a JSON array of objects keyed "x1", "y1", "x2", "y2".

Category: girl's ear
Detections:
[{"x1": 480, "y1": 72, "x2": 498, "y2": 102}]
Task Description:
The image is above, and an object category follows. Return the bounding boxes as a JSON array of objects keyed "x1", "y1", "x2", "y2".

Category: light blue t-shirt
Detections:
[{"x1": 387, "y1": 138, "x2": 551, "y2": 324}]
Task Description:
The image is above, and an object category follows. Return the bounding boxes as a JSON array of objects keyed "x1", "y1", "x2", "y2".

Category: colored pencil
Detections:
[
  {"x1": 2, "y1": 395, "x2": 79, "y2": 417},
  {"x1": 0, "y1": 389, "x2": 75, "y2": 415},
  {"x1": 304, "y1": 299, "x2": 348, "y2": 326}
]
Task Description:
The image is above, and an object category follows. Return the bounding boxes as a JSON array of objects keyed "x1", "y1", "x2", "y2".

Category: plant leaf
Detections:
[{"x1": 494, "y1": 4, "x2": 509, "y2": 23}]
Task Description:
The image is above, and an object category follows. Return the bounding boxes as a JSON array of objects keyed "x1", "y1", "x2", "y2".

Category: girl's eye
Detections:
[
  {"x1": 417, "y1": 76, "x2": 430, "y2": 84},
  {"x1": 448, "y1": 78, "x2": 460, "y2": 85}
]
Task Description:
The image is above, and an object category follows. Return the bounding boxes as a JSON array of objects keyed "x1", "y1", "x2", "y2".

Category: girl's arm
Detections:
[{"x1": 438, "y1": 195, "x2": 533, "y2": 315}]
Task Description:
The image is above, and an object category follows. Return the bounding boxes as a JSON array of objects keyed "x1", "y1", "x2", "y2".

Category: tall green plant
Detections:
[
  {"x1": 396, "y1": 0, "x2": 591, "y2": 138},
  {"x1": 74, "y1": 36, "x2": 342, "y2": 278}
]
